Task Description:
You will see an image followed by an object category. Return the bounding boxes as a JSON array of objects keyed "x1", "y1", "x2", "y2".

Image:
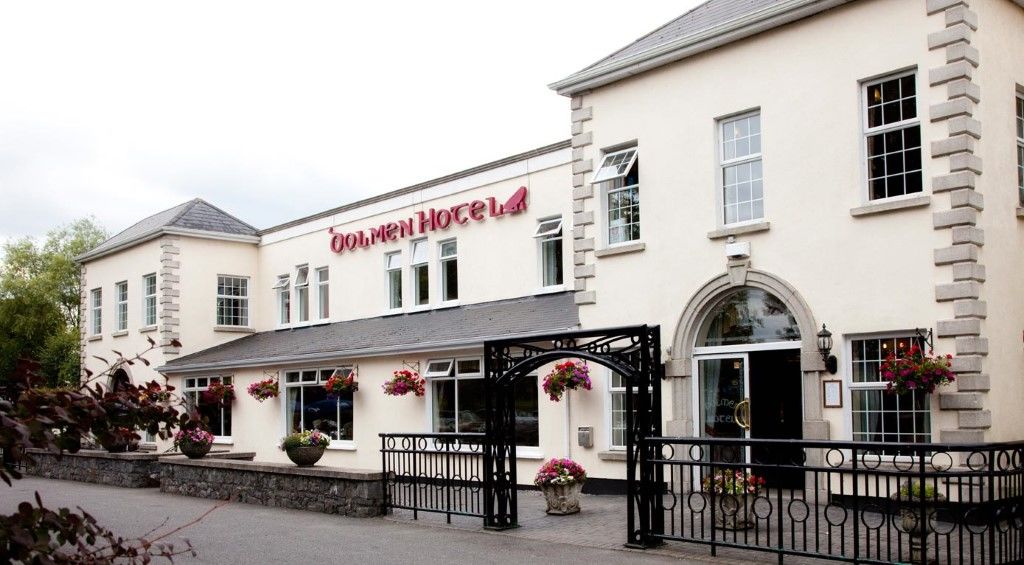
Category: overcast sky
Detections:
[{"x1": 0, "y1": 1, "x2": 697, "y2": 247}]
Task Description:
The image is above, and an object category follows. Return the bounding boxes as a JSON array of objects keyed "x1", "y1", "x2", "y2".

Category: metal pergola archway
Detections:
[{"x1": 482, "y1": 325, "x2": 664, "y2": 547}]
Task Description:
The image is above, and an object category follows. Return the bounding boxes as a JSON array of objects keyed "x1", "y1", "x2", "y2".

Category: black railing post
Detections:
[
  {"x1": 988, "y1": 446, "x2": 997, "y2": 565},
  {"x1": 852, "y1": 444, "x2": 860, "y2": 564},
  {"x1": 412, "y1": 437, "x2": 420, "y2": 520}
]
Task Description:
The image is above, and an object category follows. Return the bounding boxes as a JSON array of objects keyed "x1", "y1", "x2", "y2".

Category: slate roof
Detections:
[
  {"x1": 78, "y1": 199, "x2": 259, "y2": 262},
  {"x1": 160, "y1": 292, "x2": 580, "y2": 373},
  {"x1": 550, "y1": 0, "x2": 849, "y2": 94}
]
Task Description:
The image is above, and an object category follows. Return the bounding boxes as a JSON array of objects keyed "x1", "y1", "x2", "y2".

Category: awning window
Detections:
[
  {"x1": 533, "y1": 218, "x2": 563, "y2": 238},
  {"x1": 590, "y1": 147, "x2": 638, "y2": 184}
]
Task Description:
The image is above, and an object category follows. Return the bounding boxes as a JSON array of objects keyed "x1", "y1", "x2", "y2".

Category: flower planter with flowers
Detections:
[
  {"x1": 281, "y1": 430, "x2": 331, "y2": 466},
  {"x1": 534, "y1": 458, "x2": 587, "y2": 515},
  {"x1": 175, "y1": 428, "x2": 214, "y2": 459},
  {"x1": 324, "y1": 371, "x2": 358, "y2": 397},
  {"x1": 542, "y1": 360, "x2": 592, "y2": 402},
  {"x1": 382, "y1": 369, "x2": 425, "y2": 397},
  {"x1": 202, "y1": 381, "x2": 235, "y2": 405},
  {"x1": 890, "y1": 481, "x2": 947, "y2": 563},
  {"x1": 880, "y1": 345, "x2": 955, "y2": 395},
  {"x1": 702, "y1": 469, "x2": 766, "y2": 530},
  {"x1": 247, "y1": 377, "x2": 279, "y2": 402}
]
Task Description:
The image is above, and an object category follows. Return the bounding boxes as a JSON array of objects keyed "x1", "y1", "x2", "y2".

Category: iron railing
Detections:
[
  {"x1": 644, "y1": 436, "x2": 1024, "y2": 564},
  {"x1": 380, "y1": 432, "x2": 486, "y2": 522}
]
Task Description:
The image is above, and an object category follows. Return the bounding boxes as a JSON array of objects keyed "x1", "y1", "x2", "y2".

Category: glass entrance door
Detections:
[{"x1": 697, "y1": 355, "x2": 750, "y2": 464}]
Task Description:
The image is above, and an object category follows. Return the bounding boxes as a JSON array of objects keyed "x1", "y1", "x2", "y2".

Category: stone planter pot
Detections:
[
  {"x1": 179, "y1": 440, "x2": 212, "y2": 459},
  {"x1": 100, "y1": 437, "x2": 130, "y2": 454},
  {"x1": 710, "y1": 493, "x2": 755, "y2": 530},
  {"x1": 540, "y1": 481, "x2": 583, "y2": 515},
  {"x1": 286, "y1": 446, "x2": 326, "y2": 467},
  {"x1": 891, "y1": 489, "x2": 946, "y2": 564}
]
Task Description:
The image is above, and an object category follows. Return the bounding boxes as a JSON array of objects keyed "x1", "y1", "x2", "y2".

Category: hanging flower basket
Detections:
[
  {"x1": 247, "y1": 377, "x2": 279, "y2": 402},
  {"x1": 382, "y1": 369, "x2": 425, "y2": 397},
  {"x1": 202, "y1": 381, "x2": 235, "y2": 405},
  {"x1": 542, "y1": 360, "x2": 592, "y2": 402},
  {"x1": 324, "y1": 371, "x2": 358, "y2": 397},
  {"x1": 880, "y1": 345, "x2": 955, "y2": 395}
]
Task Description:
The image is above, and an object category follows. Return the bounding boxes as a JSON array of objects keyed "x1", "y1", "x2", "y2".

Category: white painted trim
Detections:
[{"x1": 692, "y1": 340, "x2": 800, "y2": 356}]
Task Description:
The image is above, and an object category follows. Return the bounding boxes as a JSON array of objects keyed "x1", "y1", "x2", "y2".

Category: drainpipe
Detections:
[{"x1": 564, "y1": 393, "x2": 572, "y2": 459}]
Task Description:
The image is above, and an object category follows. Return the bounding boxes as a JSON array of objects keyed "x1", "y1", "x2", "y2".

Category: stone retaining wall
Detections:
[
  {"x1": 160, "y1": 458, "x2": 385, "y2": 517},
  {"x1": 22, "y1": 449, "x2": 255, "y2": 488}
]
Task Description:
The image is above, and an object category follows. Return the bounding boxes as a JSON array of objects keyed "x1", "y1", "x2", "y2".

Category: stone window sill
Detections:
[
  {"x1": 1016, "y1": 207, "x2": 1024, "y2": 219},
  {"x1": 111, "y1": 330, "x2": 128, "y2": 338},
  {"x1": 533, "y1": 285, "x2": 566, "y2": 296},
  {"x1": 594, "y1": 242, "x2": 645, "y2": 258},
  {"x1": 598, "y1": 450, "x2": 628, "y2": 461},
  {"x1": 707, "y1": 221, "x2": 771, "y2": 240},
  {"x1": 850, "y1": 195, "x2": 931, "y2": 217},
  {"x1": 327, "y1": 441, "x2": 357, "y2": 451},
  {"x1": 214, "y1": 326, "x2": 256, "y2": 333},
  {"x1": 139, "y1": 325, "x2": 157, "y2": 333},
  {"x1": 87, "y1": 335, "x2": 103, "y2": 342},
  {"x1": 212, "y1": 437, "x2": 233, "y2": 445}
]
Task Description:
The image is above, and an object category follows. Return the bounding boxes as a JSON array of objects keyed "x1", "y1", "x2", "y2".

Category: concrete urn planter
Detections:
[
  {"x1": 179, "y1": 440, "x2": 212, "y2": 459},
  {"x1": 286, "y1": 446, "x2": 326, "y2": 467},
  {"x1": 891, "y1": 487, "x2": 946, "y2": 564},
  {"x1": 541, "y1": 482, "x2": 583, "y2": 515},
  {"x1": 712, "y1": 493, "x2": 755, "y2": 530}
]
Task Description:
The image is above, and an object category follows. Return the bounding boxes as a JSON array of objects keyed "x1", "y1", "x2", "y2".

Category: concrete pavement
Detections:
[{"x1": 1, "y1": 477, "x2": 710, "y2": 564}]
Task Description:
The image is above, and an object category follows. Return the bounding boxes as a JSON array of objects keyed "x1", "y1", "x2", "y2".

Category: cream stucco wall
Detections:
[{"x1": 970, "y1": 0, "x2": 1024, "y2": 442}]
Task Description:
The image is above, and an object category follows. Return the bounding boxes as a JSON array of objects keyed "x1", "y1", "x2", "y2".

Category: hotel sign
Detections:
[{"x1": 328, "y1": 186, "x2": 528, "y2": 254}]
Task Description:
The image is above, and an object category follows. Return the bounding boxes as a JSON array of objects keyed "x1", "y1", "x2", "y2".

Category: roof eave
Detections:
[
  {"x1": 548, "y1": 0, "x2": 854, "y2": 96},
  {"x1": 75, "y1": 228, "x2": 260, "y2": 264},
  {"x1": 157, "y1": 324, "x2": 581, "y2": 375}
]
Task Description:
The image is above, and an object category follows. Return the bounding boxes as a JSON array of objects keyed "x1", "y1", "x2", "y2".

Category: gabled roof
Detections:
[
  {"x1": 77, "y1": 199, "x2": 259, "y2": 262},
  {"x1": 549, "y1": 0, "x2": 853, "y2": 95},
  {"x1": 160, "y1": 291, "x2": 580, "y2": 374}
]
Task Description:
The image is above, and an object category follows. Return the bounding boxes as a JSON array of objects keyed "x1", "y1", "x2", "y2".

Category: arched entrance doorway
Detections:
[{"x1": 691, "y1": 287, "x2": 804, "y2": 488}]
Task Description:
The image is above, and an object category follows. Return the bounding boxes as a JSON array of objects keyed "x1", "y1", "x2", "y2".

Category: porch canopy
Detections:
[{"x1": 159, "y1": 292, "x2": 579, "y2": 374}]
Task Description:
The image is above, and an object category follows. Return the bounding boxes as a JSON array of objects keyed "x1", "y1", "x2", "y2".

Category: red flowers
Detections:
[
  {"x1": 202, "y1": 381, "x2": 235, "y2": 405},
  {"x1": 382, "y1": 369, "x2": 425, "y2": 397},
  {"x1": 324, "y1": 371, "x2": 358, "y2": 396},
  {"x1": 542, "y1": 360, "x2": 592, "y2": 402},
  {"x1": 534, "y1": 458, "x2": 587, "y2": 487},
  {"x1": 247, "y1": 377, "x2": 279, "y2": 402},
  {"x1": 880, "y1": 345, "x2": 955, "y2": 395}
]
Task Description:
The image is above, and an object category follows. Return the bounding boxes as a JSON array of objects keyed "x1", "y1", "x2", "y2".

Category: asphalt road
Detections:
[{"x1": 1, "y1": 477, "x2": 702, "y2": 564}]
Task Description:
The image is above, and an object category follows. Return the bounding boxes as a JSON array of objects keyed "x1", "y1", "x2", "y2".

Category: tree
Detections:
[
  {"x1": 0, "y1": 218, "x2": 107, "y2": 387},
  {"x1": 0, "y1": 339, "x2": 195, "y2": 562}
]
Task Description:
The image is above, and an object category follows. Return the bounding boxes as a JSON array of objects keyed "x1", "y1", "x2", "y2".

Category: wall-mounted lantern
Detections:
[{"x1": 817, "y1": 324, "x2": 838, "y2": 374}]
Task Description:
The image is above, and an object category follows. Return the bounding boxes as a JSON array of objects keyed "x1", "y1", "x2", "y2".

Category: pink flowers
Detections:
[
  {"x1": 174, "y1": 428, "x2": 214, "y2": 447},
  {"x1": 542, "y1": 360, "x2": 592, "y2": 402},
  {"x1": 880, "y1": 345, "x2": 955, "y2": 395},
  {"x1": 324, "y1": 371, "x2": 358, "y2": 396},
  {"x1": 534, "y1": 458, "x2": 587, "y2": 487},
  {"x1": 702, "y1": 470, "x2": 766, "y2": 495},
  {"x1": 247, "y1": 378, "x2": 279, "y2": 402},
  {"x1": 382, "y1": 369, "x2": 426, "y2": 397}
]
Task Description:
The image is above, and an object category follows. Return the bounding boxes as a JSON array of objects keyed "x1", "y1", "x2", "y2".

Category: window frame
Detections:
[
  {"x1": 90, "y1": 288, "x2": 102, "y2": 335},
  {"x1": 293, "y1": 265, "x2": 310, "y2": 324},
  {"x1": 717, "y1": 110, "x2": 765, "y2": 227},
  {"x1": 534, "y1": 216, "x2": 564, "y2": 289},
  {"x1": 183, "y1": 376, "x2": 233, "y2": 440},
  {"x1": 273, "y1": 274, "x2": 291, "y2": 327},
  {"x1": 281, "y1": 366, "x2": 356, "y2": 448},
  {"x1": 385, "y1": 251, "x2": 403, "y2": 312},
  {"x1": 114, "y1": 281, "x2": 128, "y2": 332},
  {"x1": 410, "y1": 239, "x2": 429, "y2": 308},
  {"x1": 438, "y1": 239, "x2": 458, "y2": 304},
  {"x1": 1015, "y1": 93, "x2": 1023, "y2": 205},
  {"x1": 861, "y1": 70, "x2": 924, "y2": 202},
  {"x1": 594, "y1": 146, "x2": 640, "y2": 247},
  {"x1": 845, "y1": 332, "x2": 932, "y2": 456},
  {"x1": 142, "y1": 273, "x2": 157, "y2": 328},
  {"x1": 215, "y1": 275, "x2": 250, "y2": 327},
  {"x1": 607, "y1": 368, "x2": 653, "y2": 451},
  {"x1": 315, "y1": 267, "x2": 329, "y2": 321}
]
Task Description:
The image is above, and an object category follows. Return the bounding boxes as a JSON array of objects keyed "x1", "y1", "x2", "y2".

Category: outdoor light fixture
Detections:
[{"x1": 817, "y1": 324, "x2": 838, "y2": 374}]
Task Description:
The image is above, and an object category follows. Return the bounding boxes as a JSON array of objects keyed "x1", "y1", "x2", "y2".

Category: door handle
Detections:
[{"x1": 734, "y1": 398, "x2": 751, "y2": 431}]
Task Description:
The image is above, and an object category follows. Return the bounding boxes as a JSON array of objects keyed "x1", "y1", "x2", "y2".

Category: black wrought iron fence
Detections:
[
  {"x1": 380, "y1": 432, "x2": 486, "y2": 522},
  {"x1": 644, "y1": 436, "x2": 1024, "y2": 564}
]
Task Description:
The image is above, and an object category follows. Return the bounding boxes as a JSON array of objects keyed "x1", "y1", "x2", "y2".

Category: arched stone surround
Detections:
[{"x1": 663, "y1": 263, "x2": 830, "y2": 443}]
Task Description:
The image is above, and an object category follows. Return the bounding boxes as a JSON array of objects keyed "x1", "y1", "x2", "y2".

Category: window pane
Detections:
[
  {"x1": 440, "y1": 240, "x2": 457, "y2": 258},
  {"x1": 457, "y1": 379, "x2": 486, "y2": 433},
  {"x1": 514, "y1": 376, "x2": 538, "y2": 447},
  {"x1": 415, "y1": 264, "x2": 429, "y2": 305},
  {"x1": 388, "y1": 269, "x2": 403, "y2": 309},
  {"x1": 412, "y1": 240, "x2": 428, "y2": 264},
  {"x1": 542, "y1": 238, "x2": 563, "y2": 287},
  {"x1": 432, "y1": 380, "x2": 455, "y2": 433},
  {"x1": 456, "y1": 359, "x2": 481, "y2": 375},
  {"x1": 442, "y1": 258, "x2": 458, "y2": 301}
]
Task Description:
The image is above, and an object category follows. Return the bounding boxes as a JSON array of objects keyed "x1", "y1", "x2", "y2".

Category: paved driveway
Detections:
[{"x1": 1, "y1": 477, "x2": 715, "y2": 564}]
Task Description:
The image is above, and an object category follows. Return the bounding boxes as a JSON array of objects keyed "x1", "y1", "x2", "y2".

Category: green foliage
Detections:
[
  {"x1": 0, "y1": 217, "x2": 107, "y2": 386},
  {"x1": 899, "y1": 481, "x2": 941, "y2": 500}
]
